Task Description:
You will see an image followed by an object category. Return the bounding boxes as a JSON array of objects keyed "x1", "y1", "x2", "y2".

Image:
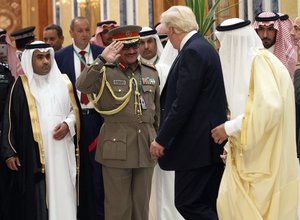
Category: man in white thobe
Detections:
[{"x1": 212, "y1": 18, "x2": 298, "y2": 220}]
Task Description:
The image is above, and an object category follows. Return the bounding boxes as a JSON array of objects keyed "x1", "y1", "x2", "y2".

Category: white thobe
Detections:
[{"x1": 33, "y1": 74, "x2": 77, "y2": 220}]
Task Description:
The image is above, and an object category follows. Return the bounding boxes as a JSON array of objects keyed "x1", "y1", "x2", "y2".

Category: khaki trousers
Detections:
[{"x1": 102, "y1": 166, "x2": 154, "y2": 220}]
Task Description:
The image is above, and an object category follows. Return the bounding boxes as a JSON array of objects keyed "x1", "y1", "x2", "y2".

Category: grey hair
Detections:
[
  {"x1": 160, "y1": 6, "x2": 199, "y2": 34},
  {"x1": 70, "y1": 17, "x2": 89, "y2": 30}
]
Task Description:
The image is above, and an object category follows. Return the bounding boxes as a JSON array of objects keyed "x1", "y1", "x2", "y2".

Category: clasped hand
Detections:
[
  {"x1": 150, "y1": 140, "x2": 165, "y2": 158},
  {"x1": 211, "y1": 123, "x2": 228, "y2": 144}
]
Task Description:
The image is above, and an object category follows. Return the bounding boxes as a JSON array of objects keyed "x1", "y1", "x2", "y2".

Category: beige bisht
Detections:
[{"x1": 217, "y1": 50, "x2": 298, "y2": 220}]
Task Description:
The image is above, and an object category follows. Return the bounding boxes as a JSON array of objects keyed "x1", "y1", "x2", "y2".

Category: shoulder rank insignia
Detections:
[
  {"x1": 142, "y1": 77, "x2": 155, "y2": 85},
  {"x1": 141, "y1": 61, "x2": 156, "y2": 70}
]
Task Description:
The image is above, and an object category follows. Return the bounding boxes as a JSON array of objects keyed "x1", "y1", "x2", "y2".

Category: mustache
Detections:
[{"x1": 126, "y1": 52, "x2": 137, "y2": 55}]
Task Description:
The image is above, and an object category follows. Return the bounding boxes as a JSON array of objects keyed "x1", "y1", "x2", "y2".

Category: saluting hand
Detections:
[
  {"x1": 53, "y1": 122, "x2": 69, "y2": 140},
  {"x1": 101, "y1": 41, "x2": 124, "y2": 63}
]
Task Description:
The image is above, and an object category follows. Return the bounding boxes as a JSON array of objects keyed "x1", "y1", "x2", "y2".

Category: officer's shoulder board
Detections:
[{"x1": 141, "y1": 61, "x2": 156, "y2": 71}]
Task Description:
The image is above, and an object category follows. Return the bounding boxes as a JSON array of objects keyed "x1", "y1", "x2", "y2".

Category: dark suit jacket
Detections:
[
  {"x1": 55, "y1": 44, "x2": 103, "y2": 87},
  {"x1": 156, "y1": 33, "x2": 227, "y2": 171}
]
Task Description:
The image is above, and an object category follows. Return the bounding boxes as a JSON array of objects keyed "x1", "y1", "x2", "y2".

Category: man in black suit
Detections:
[
  {"x1": 150, "y1": 6, "x2": 227, "y2": 220},
  {"x1": 55, "y1": 17, "x2": 104, "y2": 220}
]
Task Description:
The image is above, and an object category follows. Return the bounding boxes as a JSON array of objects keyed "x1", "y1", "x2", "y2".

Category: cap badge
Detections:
[{"x1": 125, "y1": 31, "x2": 132, "y2": 37}]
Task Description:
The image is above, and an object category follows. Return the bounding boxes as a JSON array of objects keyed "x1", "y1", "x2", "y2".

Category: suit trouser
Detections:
[
  {"x1": 174, "y1": 163, "x2": 224, "y2": 220},
  {"x1": 81, "y1": 113, "x2": 104, "y2": 220},
  {"x1": 102, "y1": 165, "x2": 154, "y2": 220}
]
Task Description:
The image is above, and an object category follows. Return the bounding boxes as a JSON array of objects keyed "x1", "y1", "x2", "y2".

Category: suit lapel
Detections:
[
  {"x1": 69, "y1": 45, "x2": 76, "y2": 86},
  {"x1": 91, "y1": 45, "x2": 98, "y2": 60}
]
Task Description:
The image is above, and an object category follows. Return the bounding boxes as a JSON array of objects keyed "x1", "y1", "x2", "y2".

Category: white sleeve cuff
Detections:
[
  {"x1": 64, "y1": 118, "x2": 75, "y2": 137},
  {"x1": 224, "y1": 114, "x2": 244, "y2": 136}
]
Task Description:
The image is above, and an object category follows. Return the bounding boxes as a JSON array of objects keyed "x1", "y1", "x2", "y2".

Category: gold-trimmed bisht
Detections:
[
  {"x1": 20, "y1": 75, "x2": 46, "y2": 173},
  {"x1": 7, "y1": 79, "x2": 18, "y2": 155}
]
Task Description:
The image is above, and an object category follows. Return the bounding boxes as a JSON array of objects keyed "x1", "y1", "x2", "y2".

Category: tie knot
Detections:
[{"x1": 79, "y1": 51, "x2": 86, "y2": 57}]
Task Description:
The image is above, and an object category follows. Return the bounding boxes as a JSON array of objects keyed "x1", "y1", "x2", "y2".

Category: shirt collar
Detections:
[
  {"x1": 73, "y1": 43, "x2": 90, "y2": 53},
  {"x1": 180, "y1": 30, "x2": 197, "y2": 51},
  {"x1": 139, "y1": 55, "x2": 159, "y2": 65}
]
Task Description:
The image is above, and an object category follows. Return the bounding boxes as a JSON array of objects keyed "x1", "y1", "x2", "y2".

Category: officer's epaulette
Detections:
[{"x1": 140, "y1": 61, "x2": 156, "y2": 71}]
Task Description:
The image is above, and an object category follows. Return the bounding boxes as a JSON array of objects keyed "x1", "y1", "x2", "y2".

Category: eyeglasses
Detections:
[{"x1": 122, "y1": 43, "x2": 139, "y2": 50}]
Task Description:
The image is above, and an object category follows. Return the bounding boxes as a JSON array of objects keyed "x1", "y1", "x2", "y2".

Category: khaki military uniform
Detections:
[{"x1": 76, "y1": 57, "x2": 160, "y2": 220}]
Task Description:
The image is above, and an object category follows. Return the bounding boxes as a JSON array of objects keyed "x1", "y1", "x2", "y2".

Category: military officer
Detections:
[
  {"x1": 0, "y1": 29, "x2": 16, "y2": 140},
  {"x1": 10, "y1": 26, "x2": 35, "y2": 60},
  {"x1": 76, "y1": 25, "x2": 160, "y2": 220}
]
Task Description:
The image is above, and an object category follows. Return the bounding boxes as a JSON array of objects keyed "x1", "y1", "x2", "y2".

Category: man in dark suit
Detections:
[
  {"x1": 55, "y1": 16, "x2": 104, "y2": 220},
  {"x1": 150, "y1": 6, "x2": 227, "y2": 220}
]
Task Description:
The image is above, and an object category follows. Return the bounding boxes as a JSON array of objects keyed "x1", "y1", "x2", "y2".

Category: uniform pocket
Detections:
[
  {"x1": 102, "y1": 132, "x2": 127, "y2": 160},
  {"x1": 141, "y1": 85, "x2": 155, "y2": 109},
  {"x1": 111, "y1": 85, "x2": 128, "y2": 95},
  {"x1": 111, "y1": 85, "x2": 129, "y2": 105}
]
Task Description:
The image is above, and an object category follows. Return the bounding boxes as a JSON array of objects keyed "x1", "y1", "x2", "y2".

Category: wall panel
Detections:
[{"x1": 1, "y1": 0, "x2": 299, "y2": 48}]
